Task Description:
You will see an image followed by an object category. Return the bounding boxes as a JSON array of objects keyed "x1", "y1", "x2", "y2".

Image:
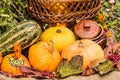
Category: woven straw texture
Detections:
[{"x1": 28, "y1": 0, "x2": 101, "y2": 23}]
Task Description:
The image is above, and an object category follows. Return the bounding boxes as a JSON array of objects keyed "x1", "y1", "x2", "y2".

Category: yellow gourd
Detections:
[{"x1": 41, "y1": 24, "x2": 76, "y2": 52}]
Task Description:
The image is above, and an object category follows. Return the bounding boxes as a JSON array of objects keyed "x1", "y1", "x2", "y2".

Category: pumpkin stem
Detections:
[
  {"x1": 56, "y1": 23, "x2": 66, "y2": 33},
  {"x1": 78, "y1": 41, "x2": 84, "y2": 47},
  {"x1": 56, "y1": 29, "x2": 61, "y2": 33},
  {"x1": 49, "y1": 40, "x2": 54, "y2": 53},
  {"x1": 14, "y1": 42, "x2": 21, "y2": 58}
]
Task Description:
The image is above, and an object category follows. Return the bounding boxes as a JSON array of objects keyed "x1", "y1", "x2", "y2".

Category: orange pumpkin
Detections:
[
  {"x1": 1, "y1": 43, "x2": 31, "y2": 75},
  {"x1": 28, "y1": 41, "x2": 61, "y2": 72},
  {"x1": 41, "y1": 24, "x2": 76, "y2": 52},
  {"x1": 61, "y1": 39, "x2": 104, "y2": 70}
]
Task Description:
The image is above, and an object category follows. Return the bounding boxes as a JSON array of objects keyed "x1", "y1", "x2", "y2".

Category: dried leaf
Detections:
[
  {"x1": 57, "y1": 55, "x2": 83, "y2": 78},
  {"x1": 0, "y1": 66, "x2": 54, "y2": 79},
  {"x1": 94, "y1": 60, "x2": 114, "y2": 75}
]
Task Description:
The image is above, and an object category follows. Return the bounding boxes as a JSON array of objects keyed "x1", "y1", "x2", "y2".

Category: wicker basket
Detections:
[{"x1": 28, "y1": 0, "x2": 101, "y2": 23}]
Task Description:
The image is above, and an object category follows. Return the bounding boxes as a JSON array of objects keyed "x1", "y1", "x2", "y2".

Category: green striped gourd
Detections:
[{"x1": 0, "y1": 20, "x2": 42, "y2": 56}]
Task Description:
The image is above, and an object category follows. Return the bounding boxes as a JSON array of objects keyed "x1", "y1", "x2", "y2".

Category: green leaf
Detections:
[
  {"x1": 114, "y1": 2, "x2": 120, "y2": 11},
  {"x1": 0, "y1": 0, "x2": 28, "y2": 35},
  {"x1": 103, "y1": 2, "x2": 111, "y2": 8}
]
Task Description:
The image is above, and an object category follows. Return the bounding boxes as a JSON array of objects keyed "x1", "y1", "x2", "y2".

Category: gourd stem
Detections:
[{"x1": 14, "y1": 43, "x2": 21, "y2": 58}]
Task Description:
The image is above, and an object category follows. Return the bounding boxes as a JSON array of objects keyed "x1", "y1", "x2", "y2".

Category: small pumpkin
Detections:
[
  {"x1": 41, "y1": 24, "x2": 76, "y2": 52},
  {"x1": 28, "y1": 41, "x2": 61, "y2": 72},
  {"x1": 61, "y1": 39, "x2": 104, "y2": 70},
  {"x1": 1, "y1": 43, "x2": 31, "y2": 75}
]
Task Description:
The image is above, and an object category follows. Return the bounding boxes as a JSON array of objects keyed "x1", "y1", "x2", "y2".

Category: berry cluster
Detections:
[{"x1": 108, "y1": 53, "x2": 120, "y2": 65}]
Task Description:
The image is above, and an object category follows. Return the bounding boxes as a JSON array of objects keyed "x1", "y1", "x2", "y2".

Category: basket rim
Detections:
[
  {"x1": 30, "y1": 4, "x2": 101, "y2": 17},
  {"x1": 42, "y1": 0, "x2": 91, "y2": 2}
]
